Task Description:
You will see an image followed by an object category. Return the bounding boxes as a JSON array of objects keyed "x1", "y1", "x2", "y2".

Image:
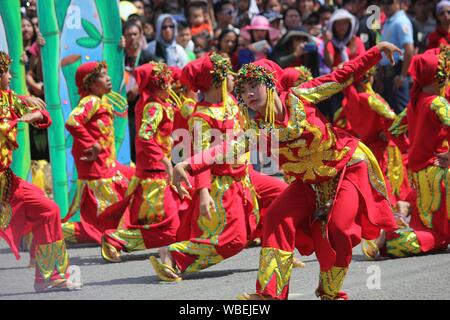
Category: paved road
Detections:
[{"x1": 1, "y1": 240, "x2": 449, "y2": 300}]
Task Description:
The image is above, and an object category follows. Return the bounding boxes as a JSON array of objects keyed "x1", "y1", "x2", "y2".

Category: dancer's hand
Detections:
[
  {"x1": 173, "y1": 161, "x2": 192, "y2": 200},
  {"x1": 17, "y1": 111, "x2": 43, "y2": 124},
  {"x1": 434, "y1": 151, "x2": 450, "y2": 168},
  {"x1": 22, "y1": 96, "x2": 46, "y2": 110},
  {"x1": 376, "y1": 42, "x2": 402, "y2": 66},
  {"x1": 199, "y1": 188, "x2": 214, "y2": 220},
  {"x1": 80, "y1": 143, "x2": 101, "y2": 161}
]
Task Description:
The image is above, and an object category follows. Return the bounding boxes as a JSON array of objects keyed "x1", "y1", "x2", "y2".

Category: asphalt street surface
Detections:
[{"x1": 0, "y1": 240, "x2": 449, "y2": 300}]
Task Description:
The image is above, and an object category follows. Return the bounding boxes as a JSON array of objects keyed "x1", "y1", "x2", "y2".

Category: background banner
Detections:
[{"x1": 38, "y1": 0, "x2": 129, "y2": 220}]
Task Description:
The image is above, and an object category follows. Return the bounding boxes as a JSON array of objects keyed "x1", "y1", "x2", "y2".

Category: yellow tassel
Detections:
[
  {"x1": 241, "y1": 107, "x2": 250, "y2": 130},
  {"x1": 168, "y1": 88, "x2": 182, "y2": 108},
  {"x1": 265, "y1": 88, "x2": 275, "y2": 125},
  {"x1": 222, "y1": 78, "x2": 228, "y2": 111}
]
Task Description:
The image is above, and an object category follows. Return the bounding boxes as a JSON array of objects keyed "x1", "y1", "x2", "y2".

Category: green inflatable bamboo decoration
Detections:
[
  {"x1": 61, "y1": 54, "x2": 82, "y2": 221},
  {"x1": 37, "y1": 0, "x2": 69, "y2": 214},
  {"x1": 0, "y1": 0, "x2": 31, "y2": 180},
  {"x1": 95, "y1": 0, "x2": 128, "y2": 155}
]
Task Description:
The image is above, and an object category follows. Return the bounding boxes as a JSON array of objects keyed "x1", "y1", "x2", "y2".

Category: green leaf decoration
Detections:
[
  {"x1": 81, "y1": 18, "x2": 102, "y2": 41},
  {"x1": 76, "y1": 37, "x2": 101, "y2": 48}
]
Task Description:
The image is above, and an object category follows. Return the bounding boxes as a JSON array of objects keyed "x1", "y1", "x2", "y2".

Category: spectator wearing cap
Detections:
[
  {"x1": 238, "y1": 15, "x2": 280, "y2": 66},
  {"x1": 411, "y1": 0, "x2": 436, "y2": 52},
  {"x1": 427, "y1": 0, "x2": 450, "y2": 49},
  {"x1": 217, "y1": 28, "x2": 240, "y2": 70},
  {"x1": 271, "y1": 27, "x2": 320, "y2": 74},
  {"x1": 378, "y1": 0, "x2": 414, "y2": 114},
  {"x1": 145, "y1": 14, "x2": 188, "y2": 68},
  {"x1": 263, "y1": 10, "x2": 284, "y2": 42},
  {"x1": 283, "y1": 7, "x2": 303, "y2": 32}
]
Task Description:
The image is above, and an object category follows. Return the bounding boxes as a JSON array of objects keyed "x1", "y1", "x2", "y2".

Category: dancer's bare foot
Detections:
[
  {"x1": 362, "y1": 231, "x2": 386, "y2": 260},
  {"x1": 150, "y1": 248, "x2": 181, "y2": 282}
]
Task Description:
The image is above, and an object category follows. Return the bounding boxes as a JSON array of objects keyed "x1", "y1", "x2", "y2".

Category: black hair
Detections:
[
  {"x1": 187, "y1": 2, "x2": 207, "y2": 16},
  {"x1": 283, "y1": 6, "x2": 302, "y2": 22},
  {"x1": 123, "y1": 19, "x2": 143, "y2": 34},
  {"x1": 21, "y1": 15, "x2": 37, "y2": 44},
  {"x1": 318, "y1": 4, "x2": 335, "y2": 15},
  {"x1": 214, "y1": 0, "x2": 234, "y2": 18},
  {"x1": 217, "y1": 28, "x2": 239, "y2": 53},
  {"x1": 177, "y1": 21, "x2": 190, "y2": 32},
  {"x1": 303, "y1": 11, "x2": 320, "y2": 25}
]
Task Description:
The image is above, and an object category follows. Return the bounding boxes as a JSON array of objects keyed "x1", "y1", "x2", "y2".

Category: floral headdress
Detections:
[
  {"x1": 210, "y1": 52, "x2": 234, "y2": 108},
  {"x1": 293, "y1": 66, "x2": 313, "y2": 85},
  {"x1": 0, "y1": 52, "x2": 12, "y2": 76},
  {"x1": 235, "y1": 63, "x2": 277, "y2": 126},
  {"x1": 149, "y1": 61, "x2": 173, "y2": 90}
]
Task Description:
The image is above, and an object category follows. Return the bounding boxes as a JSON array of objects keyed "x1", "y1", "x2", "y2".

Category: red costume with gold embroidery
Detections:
[
  {"x1": 342, "y1": 81, "x2": 411, "y2": 204},
  {"x1": 0, "y1": 52, "x2": 71, "y2": 290},
  {"x1": 61, "y1": 62, "x2": 134, "y2": 245},
  {"x1": 148, "y1": 53, "x2": 286, "y2": 278},
  {"x1": 185, "y1": 48, "x2": 397, "y2": 299},
  {"x1": 379, "y1": 46, "x2": 450, "y2": 258},
  {"x1": 101, "y1": 62, "x2": 187, "y2": 261}
]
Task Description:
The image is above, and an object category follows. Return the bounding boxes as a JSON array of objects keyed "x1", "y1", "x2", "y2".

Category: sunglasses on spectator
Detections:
[
  {"x1": 439, "y1": 10, "x2": 450, "y2": 16},
  {"x1": 162, "y1": 25, "x2": 175, "y2": 30},
  {"x1": 222, "y1": 9, "x2": 235, "y2": 15}
]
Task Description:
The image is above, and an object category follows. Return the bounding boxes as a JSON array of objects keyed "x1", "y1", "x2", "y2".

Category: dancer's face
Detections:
[
  {"x1": 240, "y1": 80, "x2": 267, "y2": 114},
  {"x1": 90, "y1": 68, "x2": 112, "y2": 97},
  {"x1": 0, "y1": 70, "x2": 11, "y2": 90}
]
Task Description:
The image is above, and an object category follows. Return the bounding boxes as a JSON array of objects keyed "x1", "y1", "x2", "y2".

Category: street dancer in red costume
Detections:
[
  {"x1": 363, "y1": 45, "x2": 450, "y2": 259},
  {"x1": 172, "y1": 42, "x2": 400, "y2": 299},
  {"x1": 0, "y1": 51, "x2": 80, "y2": 292},
  {"x1": 101, "y1": 61, "x2": 188, "y2": 262},
  {"x1": 62, "y1": 61, "x2": 134, "y2": 245},
  {"x1": 341, "y1": 68, "x2": 411, "y2": 206},
  {"x1": 149, "y1": 53, "x2": 289, "y2": 282}
]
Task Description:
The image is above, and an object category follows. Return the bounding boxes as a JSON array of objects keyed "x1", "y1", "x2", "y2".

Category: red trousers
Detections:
[
  {"x1": 248, "y1": 167, "x2": 288, "y2": 240},
  {"x1": 103, "y1": 172, "x2": 187, "y2": 251},
  {"x1": 256, "y1": 160, "x2": 397, "y2": 299},
  {"x1": 169, "y1": 174, "x2": 258, "y2": 274},
  {"x1": 0, "y1": 171, "x2": 69, "y2": 286},
  {"x1": 369, "y1": 141, "x2": 411, "y2": 204},
  {"x1": 62, "y1": 163, "x2": 134, "y2": 244}
]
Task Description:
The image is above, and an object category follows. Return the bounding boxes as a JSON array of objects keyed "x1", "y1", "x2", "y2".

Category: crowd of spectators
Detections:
[{"x1": 18, "y1": 0, "x2": 450, "y2": 161}]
